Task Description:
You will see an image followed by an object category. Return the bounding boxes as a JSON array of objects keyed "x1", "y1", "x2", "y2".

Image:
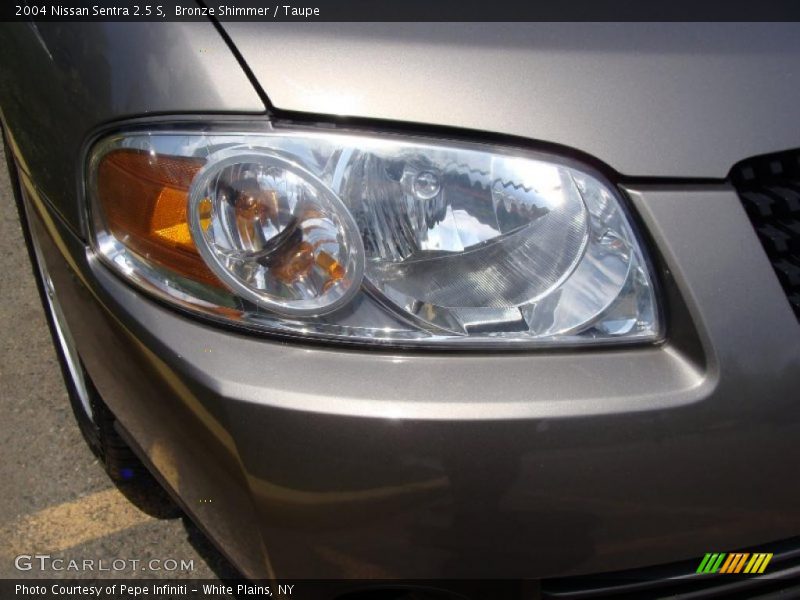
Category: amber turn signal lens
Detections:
[{"x1": 96, "y1": 149, "x2": 220, "y2": 286}]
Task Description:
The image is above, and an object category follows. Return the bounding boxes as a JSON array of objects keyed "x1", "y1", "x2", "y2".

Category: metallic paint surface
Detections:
[
  {"x1": 221, "y1": 22, "x2": 800, "y2": 179},
  {"x1": 0, "y1": 22, "x2": 265, "y2": 230}
]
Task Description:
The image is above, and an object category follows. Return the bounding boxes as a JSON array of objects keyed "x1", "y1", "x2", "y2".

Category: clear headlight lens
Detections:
[
  {"x1": 188, "y1": 149, "x2": 364, "y2": 316},
  {"x1": 88, "y1": 125, "x2": 660, "y2": 347}
]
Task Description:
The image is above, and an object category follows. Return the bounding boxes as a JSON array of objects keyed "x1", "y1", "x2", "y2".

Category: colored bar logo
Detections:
[{"x1": 696, "y1": 552, "x2": 773, "y2": 574}]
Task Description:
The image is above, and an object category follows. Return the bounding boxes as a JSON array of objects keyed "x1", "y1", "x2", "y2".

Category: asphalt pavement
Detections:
[{"x1": 0, "y1": 143, "x2": 237, "y2": 580}]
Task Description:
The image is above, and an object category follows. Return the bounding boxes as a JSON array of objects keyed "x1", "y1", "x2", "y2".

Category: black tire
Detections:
[
  {"x1": 89, "y1": 379, "x2": 150, "y2": 483},
  {"x1": 4, "y1": 128, "x2": 148, "y2": 484}
]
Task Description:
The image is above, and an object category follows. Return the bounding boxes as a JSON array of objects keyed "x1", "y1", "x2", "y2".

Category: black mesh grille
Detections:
[{"x1": 731, "y1": 149, "x2": 800, "y2": 320}]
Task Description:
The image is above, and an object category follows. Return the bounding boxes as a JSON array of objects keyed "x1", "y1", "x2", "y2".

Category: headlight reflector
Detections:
[
  {"x1": 188, "y1": 149, "x2": 364, "y2": 316},
  {"x1": 89, "y1": 126, "x2": 660, "y2": 347}
]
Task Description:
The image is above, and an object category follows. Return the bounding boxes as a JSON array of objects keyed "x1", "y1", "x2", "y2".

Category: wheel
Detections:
[{"x1": 4, "y1": 130, "x2": 146, "y2": 484}]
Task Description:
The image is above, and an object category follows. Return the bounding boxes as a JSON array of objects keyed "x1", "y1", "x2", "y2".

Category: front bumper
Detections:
[{"x1": 20, "y1": 168, "x2": 800, "y2": 580}]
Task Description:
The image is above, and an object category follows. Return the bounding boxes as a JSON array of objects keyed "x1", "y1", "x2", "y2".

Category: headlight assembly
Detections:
[{"x1": 88, "y1": 124, "x2": 660, "y2": 347}]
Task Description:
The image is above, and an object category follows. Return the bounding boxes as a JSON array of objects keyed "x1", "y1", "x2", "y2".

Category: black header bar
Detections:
[{"x1": 3, "y1": 0, "x2": 800, "y2": 22}]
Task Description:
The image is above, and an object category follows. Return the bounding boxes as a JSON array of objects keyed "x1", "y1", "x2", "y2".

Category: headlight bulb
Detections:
[{"x1": 188, "y1": 149, "x2": 364, "y2": 316}]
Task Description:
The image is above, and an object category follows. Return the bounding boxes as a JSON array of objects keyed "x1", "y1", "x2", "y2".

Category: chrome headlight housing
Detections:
[{"x1": 88, "y1": 123, "x2": 660, "y2": 348}]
